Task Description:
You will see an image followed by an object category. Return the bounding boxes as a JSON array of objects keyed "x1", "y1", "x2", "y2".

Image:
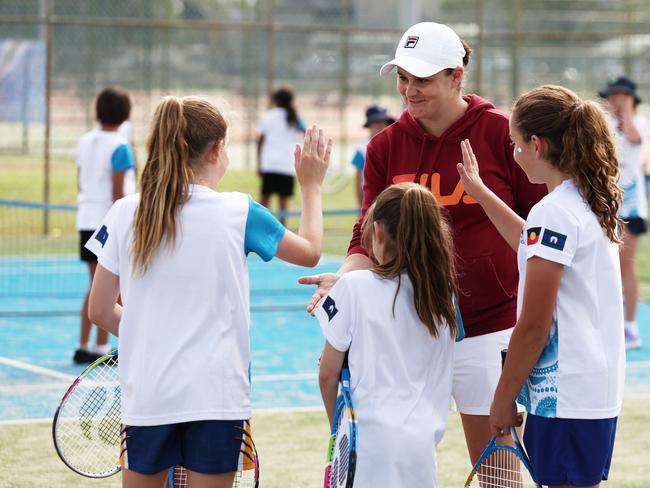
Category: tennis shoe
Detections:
[
  {"x1": 625, "y1": 328, "x2": 642, "y2": 350},
  {"x1": 73, "y1": 348, "x2": 103, "y2": 364}
]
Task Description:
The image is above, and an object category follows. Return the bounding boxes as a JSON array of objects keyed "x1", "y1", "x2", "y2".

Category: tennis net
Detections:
[{"x1": 0, "y1": 199, "x2": 357, "y2": 316}]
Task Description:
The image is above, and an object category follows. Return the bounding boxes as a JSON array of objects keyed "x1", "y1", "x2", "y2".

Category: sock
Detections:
[
  {"x1": 79, "y1": 342, "x2": 91, "y2": 352},
  {"x1": 94, "y1": 343, "x2": 111, "y2": 355},
  {"x1": 625, "y1": 320, "x2": 640, "y2": 335}
]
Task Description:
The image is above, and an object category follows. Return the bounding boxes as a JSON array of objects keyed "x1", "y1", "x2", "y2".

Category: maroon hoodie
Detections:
[{"x1": 348, "y1": 94, "x2": 546, "y2": 337}]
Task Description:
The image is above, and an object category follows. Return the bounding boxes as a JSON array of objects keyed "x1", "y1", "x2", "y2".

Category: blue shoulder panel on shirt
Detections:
[
  {"x1": 244, "y1": 195, "x2": 286, "y2": 261},
  {"x1": 296, "y1": 117, "x2": 306, "y2": 131},
  {"x1": 111, "y1": 143, "x2": 135, "y2": 172},
  {"x1": 351, "y1": 149, "x2": 365, "y2": 170}
]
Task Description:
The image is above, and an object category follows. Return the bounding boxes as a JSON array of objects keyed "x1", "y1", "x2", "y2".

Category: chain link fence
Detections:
[{"x1": 1, "y1": 0, "x2": 650, "y2": 196}]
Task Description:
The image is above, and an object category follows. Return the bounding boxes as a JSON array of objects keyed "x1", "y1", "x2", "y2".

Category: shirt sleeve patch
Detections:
[
  {"x1": 527, "y1": 227, "x2": 541, "y2": 245},
  {"x1": 95, "y1": 224, "x2": 109, "y2": 247},
  {"x1": 540, "y1": 228, "x2": 567, "y2": 251},
  {"x1": 323, "y1": 296, "x2": 338, "y2": 321}
]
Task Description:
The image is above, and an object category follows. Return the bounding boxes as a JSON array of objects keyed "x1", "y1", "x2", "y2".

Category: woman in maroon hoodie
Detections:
[{"x1": 302, "y1": 22, "x2": 546, "y2": 465}]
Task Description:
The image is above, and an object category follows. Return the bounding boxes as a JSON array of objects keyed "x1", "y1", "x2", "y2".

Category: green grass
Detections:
[
  {"x1": 1, "y1": 397, "x2": 649, "y2": 487},
  {"x1": 0, "y1": 154, "x2": 359, "y2": 257},
  {"x1": 5, "y1": 153, "x2": 650, "y2": 298}
]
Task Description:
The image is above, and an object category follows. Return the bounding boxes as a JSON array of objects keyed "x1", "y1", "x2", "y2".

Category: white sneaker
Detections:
[{"x1": 625, "y1": 324, "x2": 643, "y2": 350}]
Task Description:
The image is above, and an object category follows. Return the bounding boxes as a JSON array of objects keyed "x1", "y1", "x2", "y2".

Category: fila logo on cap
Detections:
[{"x1": 404, "y1": 36, "x2": 419, "y2": 48}]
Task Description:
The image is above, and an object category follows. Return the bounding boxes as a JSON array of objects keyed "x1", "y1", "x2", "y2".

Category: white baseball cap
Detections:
[{"x1": 380, "y1": 22, "x2": 465, "y2": 78}]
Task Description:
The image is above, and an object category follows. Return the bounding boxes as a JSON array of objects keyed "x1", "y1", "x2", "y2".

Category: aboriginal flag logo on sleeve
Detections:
[
  {"x1": 541, "y1": 228, "x2": 567, "y2": 251},
  {"x1": 526, "y1": 227, "x2": 541, "y2": 245}
]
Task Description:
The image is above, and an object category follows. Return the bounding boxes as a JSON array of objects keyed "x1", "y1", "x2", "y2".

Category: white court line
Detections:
[
  {"x1": 627, "y1": 361, "x2": 650, "y2": 369},
  {"x1": 0, "y1": 382, "x2": 69, "y2": 394},
  {"x1": 0, "y1": 356, "x2": 76, "y2": 382},
  {"x1": 253, "y1": 372, "x2": 317, "y2": 382},
  {"x1": 0, "y1": 406, "x2": 326, "y2": 426}
]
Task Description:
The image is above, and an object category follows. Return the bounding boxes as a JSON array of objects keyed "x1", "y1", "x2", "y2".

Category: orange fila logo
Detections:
[{"x1": 392, "y1": 173, "x2": 478, "y2": 206}]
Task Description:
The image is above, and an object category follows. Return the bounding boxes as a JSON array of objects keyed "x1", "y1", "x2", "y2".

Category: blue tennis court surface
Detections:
[
  {"x1": 1, "y1": 254, "x2": 650, "y2": 422},
  {"x1": 0, "y1": 255, "x2": 342, "y2": 421}
]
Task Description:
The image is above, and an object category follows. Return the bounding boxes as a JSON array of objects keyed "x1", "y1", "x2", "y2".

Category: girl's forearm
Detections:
[
  {"x1": 319, "y1": 375, "x2": 339, "y2": 425},
  {"x1": 298, "y1": 187, "x2": 323, "y2": 255},
  {"x1": 495, "y1": 319, "x2": 549, "y2": 403},
  {"x1": 473, "y1": 186, "x2": 526, "y2": 252},
  {"x1": 90, "y1": 304, "x2": 122, "y2": 337}
]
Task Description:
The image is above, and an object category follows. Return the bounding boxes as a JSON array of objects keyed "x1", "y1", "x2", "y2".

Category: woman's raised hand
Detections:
[
  {"x1": 294, "y1": 125, "x2": 333, "y2": 190},
  {"x1": 456, "y1": 139, "x2": 488, "y2": 201}
]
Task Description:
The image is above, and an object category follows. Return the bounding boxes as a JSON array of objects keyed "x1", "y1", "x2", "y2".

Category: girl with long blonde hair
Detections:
[{"x1": 87, "y1": 95, "x2": 331, "y2": 488}]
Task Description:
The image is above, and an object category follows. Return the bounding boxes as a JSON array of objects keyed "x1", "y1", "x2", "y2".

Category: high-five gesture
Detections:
[
  {"x1": 294, "y1": 125, "x2": 333, "y2": 190},
  {"x1": 456, "y1": 138, "x2": 524, "y2": 252},
  {"x1": 456, "y1": 139, "x2": 488, "y2": 201}
]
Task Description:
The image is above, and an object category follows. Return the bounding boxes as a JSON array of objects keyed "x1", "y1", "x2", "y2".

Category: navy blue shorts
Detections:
[
  {"x1": 524, "y1": 414, "x2": 617, "y2": 486},
  {"x1": 624, "y1": 217, "x2": 647, "y2": 236},
  {"x1": 121, "y1": 420, "x2": 245, "y2": 475}
]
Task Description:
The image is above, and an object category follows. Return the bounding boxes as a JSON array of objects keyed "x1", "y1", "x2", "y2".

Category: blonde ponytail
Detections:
[{"x1": 132, "y1": 96, "x2": 228, "y2": 274}]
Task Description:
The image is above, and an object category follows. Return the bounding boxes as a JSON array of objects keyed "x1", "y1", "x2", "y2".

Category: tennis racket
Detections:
[
  {"x1": 167, "y1": 419, "x2": 260, "y2": 488},
  {"x1": 464, "y1": 426, "x2": 540, "y2": 487},
  {"x1": 52, "y1": 350, "x2": 121, "y2": 478},
  {"x1": 324, "y1": 361, "x2": 357, "y2": 488}
]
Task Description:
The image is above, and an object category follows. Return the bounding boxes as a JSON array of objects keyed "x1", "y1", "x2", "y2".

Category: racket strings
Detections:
[
  {"x1": 471, "y1": 449, "x2": 527, "y2": 487},
  {"x1": 54, "y1": 356, "x2": 121, "y2": 476}
]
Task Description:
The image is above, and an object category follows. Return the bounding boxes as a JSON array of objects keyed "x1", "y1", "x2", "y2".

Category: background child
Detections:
[
  {"x1": 86, "y1": 96, "x2": 331, "y2": 487},
  {"x1": 350, "y1": 105, "x2": 395, "y2": 206},
  {"x1": 74, "y1": 86, "x2": 135, "y2": 364},
  {"x1": 457, "y1": 85, "x2": 625, "y2": 488},
  {"x1": 257, "y1": 86, "x2": 306, "y2": 225},
  {"x1": 599, "y1": 76, "x2": 648, "y2": 350},
  {"x1": 317, "y1": 182, "x2": 458, "y2": 487}
]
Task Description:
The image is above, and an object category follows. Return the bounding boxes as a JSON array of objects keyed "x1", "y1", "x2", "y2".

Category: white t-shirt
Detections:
[
  {"x1": 118, "y1": 120, "x2": 132, "y2": 143},
  {"x1": 316, "y1": 271, "x2": 454, "y2": 488},
  {"x1": 607, "y1": 113, "x2": 648, "y2": 219},
  {"x1": 258, "y1": 107, "x2": 304, "y2": 176},
  {"x1": 85, "y1": 185, "x2": 286, "y2": 426},
  {"x1": 76, "y1": 129, "x2": 136, "y2": 230},
  {"x1": 516, "y1": 179, "x2": 625, "y2": 419}
]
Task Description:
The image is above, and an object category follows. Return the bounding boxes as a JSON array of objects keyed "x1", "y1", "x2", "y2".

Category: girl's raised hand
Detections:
[
  {"x1": 456, "y1": 139, "x2": 488, "y2": 201},
  {"x1": 294, "y1": 125, "x2": 333, "y2": 190}
]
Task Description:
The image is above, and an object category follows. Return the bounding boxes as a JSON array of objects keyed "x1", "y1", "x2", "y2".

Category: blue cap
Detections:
[
  {"x1": 364, "y1": 105, "x2": 395, "y2": 128},
  {"x1": 598, "y1": 76, "x2": 642, "y2": 105}
]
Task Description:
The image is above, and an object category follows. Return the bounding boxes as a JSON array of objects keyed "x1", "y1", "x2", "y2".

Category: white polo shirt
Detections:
[
  {"x1": 607, "y1": 113, "x2": 648, "y2": 219},
  {"x1": 316, "y1": 270, "x2": 454, "y2": 488},
  {"x1": 86, "y1": 185, "x2": 286, "y2": 426},
  {"x1": 516, "y1": 179, "x2": 625, "y2": 419},
  {"x1": 258, "y1": 107, "x2": 304, "y2": 176},
  {"x1": 76, "y1": 129, "x2": 136, "y2": 230}
]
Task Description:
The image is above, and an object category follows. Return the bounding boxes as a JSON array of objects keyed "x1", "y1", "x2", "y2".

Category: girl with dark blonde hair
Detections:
[
  {"x1": 86, "y1": 95, "x2": 332, "y2": 488},
  {"x1": 318, "y1": 182, "x2": 459, "y2": 487},
  {"x1": 458, "y1": 85, "x2": 624, "y2": 488}
]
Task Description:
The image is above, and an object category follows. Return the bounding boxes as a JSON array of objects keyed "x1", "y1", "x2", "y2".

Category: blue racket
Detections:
[
  {"x1": 464, "y1": 426, "x2": 540, "y2": 487},
  {"x1": 324, "y1": 363, "x2": 357, "y2": 488}
]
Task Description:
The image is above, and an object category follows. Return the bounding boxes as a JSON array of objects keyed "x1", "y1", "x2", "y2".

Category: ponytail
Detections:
[
  {"x1": 361, "y1": 183, "x2": 458, "y2": 338},
  {"x1": 272, "y1": 87, "x2": 298, "y2": 127},
  {"x1": 512, "y1": 85, "x2": 623, "y2": 243},
  {"x1": 132, "y1": 96, "x2": 228, "y2": 274},
  {"x1": 561, "y1": 101, "x2": 622, "y2": 243}
]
